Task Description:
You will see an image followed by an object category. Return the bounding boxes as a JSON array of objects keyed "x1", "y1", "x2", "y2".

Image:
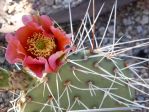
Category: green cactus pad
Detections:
[
  {"x1": 9, "y1": 70, "x2": 38, "y2": 91},
  {"x1": 0, "y1": 68, "x2": 38, "y2": 91},
  {"x1": 0, "y1": 67, "x2": 10, "y2": 89},
  {"x1": 21, "y1": 51, "x2": 135, "y2": 112}
]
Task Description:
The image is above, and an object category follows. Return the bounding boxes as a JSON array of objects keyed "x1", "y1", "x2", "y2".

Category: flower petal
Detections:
[
  {"x1": 5, "y1": 33, "x2": 14, "y2": 42},
  {"x1": 22, "y1": 15, "x2": 33, "y2": 25},
  {"x1": 48, "y1": 51, "x2": 65, "y2": 71},
  {"x1": 38, "y1": 57, "x2": 53, "y2": 73},
  {"x1": 23, "y1": 56, "x2": 45, "y2": 78},
  {"x1": 39, "y1": 15, "x2": 53, "y2": 32},
  {"x1": 50, "y1": 26, "x2": 71, "y2": 51},
  {"x1": 16, "y1": 22, "x2": 42, "y2": 47},
  {"x1": 23, "y1": 15, "x2": 53, "y2": 32},
  {"x1": 5, "y1": 34, "x2": 26, "y2": 64}
]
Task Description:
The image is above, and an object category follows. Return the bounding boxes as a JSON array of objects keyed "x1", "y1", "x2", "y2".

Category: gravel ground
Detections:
[
  {"x1": 0, "y1": 0, "x2": 149, "y2": 111},
  {"x1": 0, "y1": 0, "x2": 84, "y2": 32},
  {"x1": 32, "y1": 0, "x2": 84, "y2": 14},
  {"x1": 0, "y1": 91, "x2": 13, "y2": 112}
]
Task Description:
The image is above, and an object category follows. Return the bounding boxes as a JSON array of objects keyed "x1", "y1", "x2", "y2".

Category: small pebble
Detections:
[
  {"x1": 108, "y1": 25, "x2": 114, "y2": 34},
  {"x1": 0, "y1": 103, "x2": 5, "y2": 108},
  {"x1": 0, "y1": 97, "x2": 3, "y2": 103},
  {"x1": 0, "y1": 23, "x2": 2, "y2": 28},
  {"x1": 140, "y1": 15, "x2": 149, "y2": 25},
  {"x1": 0, "y1": 57, "x2": 5, "y2": 64},
  {"x1": 45, "y1": 0, "x2": 54, "y2": 6},
  {"x1": 136, "y1": 26, "x2": 143, "y2": 33},
  {"x1": 143, "y1": 9, "x2": 149, "y2": 15},
  {"x1": 123, "y1": 18, "x2": 132, "y2": 26},
  {"x1": 98, "y1": 26, "x2": 105, "y2": 35},
  {"x1": 1, "y1": 92, "x2": 8, "y2": 99}
]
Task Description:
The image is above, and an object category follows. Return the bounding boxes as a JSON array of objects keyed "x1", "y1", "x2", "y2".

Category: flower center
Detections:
[{"x1": 27, "y1": 33, "x2": 56, "y2": 57}]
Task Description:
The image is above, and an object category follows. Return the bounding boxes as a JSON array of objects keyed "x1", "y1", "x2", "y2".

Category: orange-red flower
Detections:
[{"x1": 5, "y1": 15, "x2": 71, "y2": 78}]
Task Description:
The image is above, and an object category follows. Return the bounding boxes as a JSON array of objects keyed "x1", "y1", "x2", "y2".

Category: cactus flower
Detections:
[{"x1": 5, "y1": 15, "x2": 71, "y2": 78}]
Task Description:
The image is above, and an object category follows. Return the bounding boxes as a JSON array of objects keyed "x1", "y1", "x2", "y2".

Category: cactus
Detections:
[
  {"x1": 0, "y1": 67, "x2": 10, "y2": 89},
  {"x1": 0, "y1": 0, "x2": 149, "y2": 112},
  {"x1": 0, "y1": 68, "x2": 37, "y2": 90},
  {"x1": 9, "y1": 70, "x2": 37, "y2": 91},
  {"x1": 19, "y1": 50, "x2": 135, "y2": 112}
]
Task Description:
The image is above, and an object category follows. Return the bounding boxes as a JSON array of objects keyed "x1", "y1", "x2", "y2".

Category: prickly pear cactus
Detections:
[
  {"x1": 9, "y1": 70, "x2": 37, "y2": 91},
  {"x1": 0, "y1": 68, "x2": 37, "y2": 91},
  {"x1": 0, "y1": 67, "x2": 10, "y2": 89},
  {"x1": 1, "y1": 0, "x2": 149, "y2": 111},
  {"x1": 19, "y1": 50, "x2": 134, "y2": 112}
]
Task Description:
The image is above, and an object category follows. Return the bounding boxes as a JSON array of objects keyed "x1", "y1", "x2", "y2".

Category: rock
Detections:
[
  {"x1": 15, "y1": 3, "x2": 23, "y2": 12},
  {"x1": 143, "y1": 9, "x2": 149, "y2": 15},
  {"x1": 98, "y1": 26, "x2": 105, "y2": 35},
  {"x1": 0, "y1": 103, "x2": 5, "y2": 108},
  {"x1": 7, "y1": 4, "x2": 16, "y2": 14},
  {"x1": 0, "y1": 57, "x2": 5, "y2": 64},
  {"x1": 141, "y1": 69, "x2": 147, "y2": 74},
  {"x1": 136, "y1": 95, "x2": 145, "y2": 101},
  {"x1": 136, "y1": 26, "x2": 143, "y2": 33},
  {"x1": 123, "y1": 18, "x2": 132, "y2": 26},
  {"x1": 135, "y1": 16, "x2": 141, "y2": 23},
  {"x1": 108, "y1": 25, "x2": 114, "y2": 34},
  {"x1": 127, "y1": 26, "x2": 132, "y2": 31},
  {"x1": 55, "y1": 0, "x2": 62, "y2": 4},
  {"x1": 45, "y1": 0, "x2": 54, "y2": 6},
  {"x1": 125, "y1": 34, "x2": 132, "y2": 39},
  {"x1": 8, "y1": 92, "x2": 12, "y2": 98},
  {"x1": 0, "y1": 97, "x2": 3, "y2": 103},
  {"x1": 118, "y1": 32, "x2": 124, "y2": 37},
  {"x1": 0, "y1": 23, "x2": 2, "y2": 28},
  {"x1": 40, "y1": 7, "x2": 46, "y2": 14},
  {"x1": 63, "y1": 0, "x2": 73, "y2": 4},
  {"x1": 140, "y1": 15, "x2": 149, "y2": 25},
  {"x1": 52, "y1": 4, "x2": 62, "y2": 9},
  {"x1": 1, "y1": 107, "x2": 8, "y2": 112},
  {"x1": 4, "y1": 99, "x2": 10, "y2": 106},
  {"x1": 143, "y1": 73, "x2": 148, "y2": 78},
  {"x1": 1, "y1": 92, "x2": 8, "y2": 99}
]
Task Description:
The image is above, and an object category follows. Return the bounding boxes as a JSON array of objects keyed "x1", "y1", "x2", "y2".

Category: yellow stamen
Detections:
[{"x1": 27, "y1": 33, "x2": 56, "y2": 57}]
